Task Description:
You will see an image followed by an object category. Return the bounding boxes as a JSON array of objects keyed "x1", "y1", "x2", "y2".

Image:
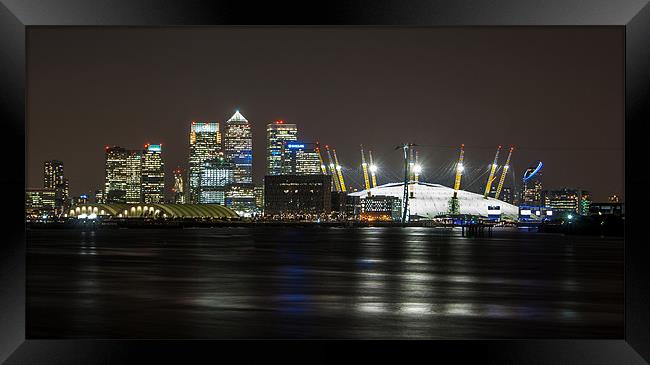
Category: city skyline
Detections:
[{"x1": 27, "y1": 27, "x2": 624, "y2": 201}]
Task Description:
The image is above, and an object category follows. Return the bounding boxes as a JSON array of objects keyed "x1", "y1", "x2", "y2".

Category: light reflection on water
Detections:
[{"x1": 27, "y1": 227, "x2": 623, "y2": 338}]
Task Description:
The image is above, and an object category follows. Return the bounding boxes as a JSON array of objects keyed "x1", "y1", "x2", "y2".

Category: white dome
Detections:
[{"x1": 349, "y1": 182, "x2": 518, "y2": 219}]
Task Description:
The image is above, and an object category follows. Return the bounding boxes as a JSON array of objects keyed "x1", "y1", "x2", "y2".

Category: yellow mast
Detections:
[
  {"x1": 414, "y1": 150, "x2": 420, "y2": 183},
  {"x1": 332, "y1": 148, "x2": 347, "y2": 192},
  {"x1": 495, "y1": 146, "x2": 514, "y2": 200},
  {"x1": 483, "y1": 145, "x2": 502, "y2": 199},
  {"x1": 325, "y1": 145, "x2": 341, "y2": 192},
  {"x1": 368, "y1": 150, "x2": 377, "y2": 188},
  {"x1": 315, "y1": 143, "x2": 328, "y2": 175},
  {"x1": 360, "y1": 145, "x2": 371, "y2": 190},
  {"x1": 453, "y1": 144, "x2": 465, "y2": 196}
]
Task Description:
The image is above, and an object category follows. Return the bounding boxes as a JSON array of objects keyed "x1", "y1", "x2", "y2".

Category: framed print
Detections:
[{"x1": 1, "y1": 0, "x2": 649, "y2": 363}]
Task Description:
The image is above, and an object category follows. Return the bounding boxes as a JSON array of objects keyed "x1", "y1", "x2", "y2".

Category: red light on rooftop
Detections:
[{"x1": 276, "y1": 120, "x2": 284, "y2": 124}]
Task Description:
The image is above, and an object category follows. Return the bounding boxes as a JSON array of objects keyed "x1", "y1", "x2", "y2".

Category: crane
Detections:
[
  {"x1": 325, "y1": 145, "x2": 341, "y2": 192},
  {"x1": 360, "y1": 145, "x2": 371, "y2": 190},
  {"x1": 315, "y1": 143, "x2": 328, "y2": 175},
  {"x1": 368, "y1": 150, "x2": 378, "y2": 188},
  {"x1": 494, "y1": 146, "x2": 514, "y2": 200},
  {"x1": 483, "y1": 145, "x2": 502, "y2": 199},
  {"x1": 332, "y1": 148, "x2": 347, "y2": 192}
]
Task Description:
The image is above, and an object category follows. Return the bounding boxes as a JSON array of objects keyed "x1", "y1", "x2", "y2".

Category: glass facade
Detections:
[
  {"x1": 104, "y1": 146, "x2": 129, "y2": 203},
  {"x1": 142, "y1": 144, "x2": 165, "y2": 203},
  {"x1": 173, "y1": 168, "x2": 186, "y2": 204},
  {"x1": 224, "y1": 111, "x2": 252, "y2": 184},
  {"x1": 43, "y1": 160, "x2": 68, "y2": 215},
  {"x1": 281, "y1": 141, "x2": 322, "y2": 175},
  {"x1": 188, "y1": 121, "x2": 222, "y2": 204},
  {"x1": 544, "y1": 188, "x2": 591, "y2": 215},
  {"x1": 125, "y1": 150, "x2": 142, "y2": 203},
  {"x1": 199, "y1": 157, "x2": 234, "y2": 205},
  {"x1": 266, "y1": 120, "x2": 297, "y2": 176}
]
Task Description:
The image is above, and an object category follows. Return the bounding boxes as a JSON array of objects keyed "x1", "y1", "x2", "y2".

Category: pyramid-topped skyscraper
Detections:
[{"x1": 224, "y1": 110, "x2": 253, "y2": 185}]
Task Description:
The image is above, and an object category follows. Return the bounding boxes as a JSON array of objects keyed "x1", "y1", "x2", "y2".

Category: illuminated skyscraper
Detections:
[
  {"x1": 172, "y1": 168, "x2": 186, "y2": 204},
  {"x1": 43, "y1": 160, "x2": 69, "y2": 215},
  {"x1": 266, "y1": 120, "x2": 297, "y2": 175},
  {"x1": 104, "y1": 146, "x2": 129, "y2": 203},
  {"x1": 142, "y1": 144, "x2": 165, "y2": 203},
  {"x1": 125, "y1": 150, "x2": 142, "y2": 204},
  {"x1": 199, "y1": 157, "x2": 234, "y2": 205},
  {"x1": 188, "y1": 121, "x2": 222, "y2": 204},
  {"x1": 281, "y1": 141, "x2": 322, "y2": 175},
  {"x1": 224, "y1": 111, "x2": 252, "y2": 184}
]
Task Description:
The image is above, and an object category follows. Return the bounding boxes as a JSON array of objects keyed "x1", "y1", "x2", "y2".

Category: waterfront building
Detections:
[
  {"x1": 522, "y1": 179, "x2": 543, "y2": 206},
  {"x1": 104, "y1": 146, "x2": 129, "y2": 203},
  {"x1": 544, "y1": 188, "x2": 591, "y2": 216},
  {"x1": 281, "y1": 141, "x2": 322, "y2": 175},
  {"x1": 188, "y1": 121, "x2": 222, "y2": 204},
  {"x1": 254, "y1": 185, "x2": 264, "y2": 211},
  {"x1": 224, "y1": 111, "x2": 252, "y2": 184},
  {"x1": 199, "y1": 157, "x2": 234, "y2": 205},
  {"x1": 142, "y1": 144, "x2": 165, "y2": 203},
  {"x1": 125, "y1": 150, "x2": 142, "y2": 203},
  {"x1": 225, "y1": 183, "x2": 257, "y2": 216},
  {"x1": 172, "y1": 168, "x2": 186, "y2": 204},
  {"x1": 264, "y1": 174, "x2": 332, "y2": 217},
  {"x1": 589, "y1": 202, "x2": 624, "y2": 216},
  {"x1": 25, "y1": 188, "x2": 57, "y2": 220},
  {"x1": 266, "y1": 120, "x2": 297, "y2": 176},
  {"x1": 43, "y1": 160, "x2": 69, "y2": 215},
  {"x1": 94, "y1": 189, "x2": 104, "y2": 204},
  {"x1": 359, "y1": 195, "x2": 402, "y2": 221}
]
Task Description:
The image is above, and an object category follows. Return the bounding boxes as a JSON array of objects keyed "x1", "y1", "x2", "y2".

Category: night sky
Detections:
[{"x1": 27, "y1": 27, "x2": 623, "y2": 201}]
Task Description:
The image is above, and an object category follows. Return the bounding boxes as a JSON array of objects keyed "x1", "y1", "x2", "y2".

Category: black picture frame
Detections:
[{"x1": 1, "y1": 1, "x2": 648, "y2": 363}]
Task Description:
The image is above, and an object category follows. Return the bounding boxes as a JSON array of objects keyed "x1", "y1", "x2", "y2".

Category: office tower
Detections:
[
  {"x1": 125, "y1": 150, "x2": 143, "y2": 203},
  {"x1": 142, "y1": 144, "x2": 165, "y2": 203},
  {"x1": 173, "y1": 168, "x2": 186, "y2": 204},
  {"x1": 544, "y1": 188, "x2": 591, "y2": 215},
  {"x1": 522, "y1": 165, "x2": 543, "y2": 206},
  {"x1": 224, "y1": 111, "x2": 252, "y2": 184},
  {"x1": 188, "y1": 121, "x2": 222, "y2": 204},
  {"x1": 43, "y1": 160, "x2": 69, "y2": 215},
  {"x1": 25, "y1": 188, "x2": 57, "y2": 220},
  {"x1": 253, "y1": 185, "x2": 264, "y2": 210},
  {"x1": 225, "y1": 184, "x2": 257, "y2": 215},
  {"x1": 104, "y1": 146, "x2": 129, "y2": 203},
  {"x1": 199, "y1": 157, "x2": 234, "y2": 205},
  {"x1": 94, "y1": 189, "x2": 104, "y2": 204},
  {"x1": 281, "y1": 141, "x2": 322, "y2": 175},
  {"x1": 266, "y1": 120, "x2": 297, "y2": 176},
  {"x1": 264, "y1": 174, "x2": 332, "y2": 216}
]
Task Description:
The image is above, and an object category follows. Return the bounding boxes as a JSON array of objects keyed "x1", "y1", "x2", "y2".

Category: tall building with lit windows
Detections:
[
  {"x1": 43, "y1": 160, "x2": 69, "y2": 215},
  {"x1": 224, "y1": 111, "x2": 252, "y2": 184},
  {"x1": 172, "y1": 168, "x2": 186, "y2": 204},
  {"x1": 125, "y1": 150, "x2": 142, "y2": 203},
  {"x1": 281, "y1": 141, "x2": 322, "y2": 175},
  {"x1": 188, "y1": 121, "x2": 222, "y2": 204},
  {"x1": 104, "y1": 146, "x2": 129, "y2": 203},
  {"x1": 142, "y1": 144, "x2": 165, "y2": 203},
  {"x1": 199, "y1": 157, "x2": 234, "y2": 205},
  {"x1": 266, "y1": 120, "x2": 297, "y2": 176}
]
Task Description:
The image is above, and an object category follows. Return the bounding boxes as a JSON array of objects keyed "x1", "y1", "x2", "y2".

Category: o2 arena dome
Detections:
[{"x1": 348, "y1": 182, "x2": 518, "y2": 219}]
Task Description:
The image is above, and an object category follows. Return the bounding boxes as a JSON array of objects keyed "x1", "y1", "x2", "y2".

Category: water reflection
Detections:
[{"x1": 27, "y1": 227, "x2": 622, "y2": 338}]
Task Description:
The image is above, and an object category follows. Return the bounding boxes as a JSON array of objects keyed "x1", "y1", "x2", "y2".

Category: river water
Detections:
[{"x1": 27, "y1": 226, "x2": 623, "y2": 338}]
